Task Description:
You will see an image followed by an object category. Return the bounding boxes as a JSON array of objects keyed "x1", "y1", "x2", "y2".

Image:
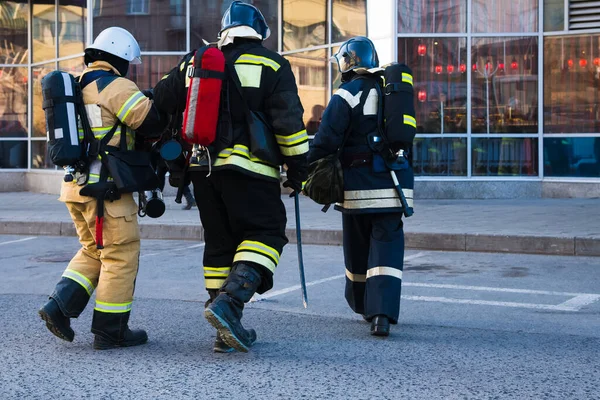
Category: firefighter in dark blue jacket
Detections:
[{"x1": 307, "y1": 37, "x2": 414, "y2": 337}]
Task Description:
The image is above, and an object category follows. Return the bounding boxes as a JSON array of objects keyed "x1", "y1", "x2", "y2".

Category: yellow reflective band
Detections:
[
  {"x1": 179, "y1": 61, "x2": 186, "y2": 71},
  {"x1": 205, "y1": 278, "x2": 226, "y2": 290},
  {"x1": 366, "y1": 266, "x2": 403, "y2": 280},
  {"x1": 401, "y1": 73, "x2": 413, "y2": 85},
  {"x1": 203, "y1": 266, "x2": 231, "y2": 278},
  {"x1": 161, "y1": 74, "x2": 168, "y2": 80},
  {"x1": 234, "y1": 251, "x2": 277, "y2": 273},
  {"x1": 116, "y1": 91, "x2": 146, "y2": 122},
  {"x1": 403, "y1": 115, "x2": 417, "y2": 128},
  {"x1": 345, "y1": 269, "x2": 366, "y2": 283},
  {"x1": 234, "y1": 64, "x2": 261, "y2": 88},
  {"x1": 62, "y1": 269, "x2": 95, "y2": 296},
  {"x1": 236, "y1": 54, "x2": 280, "y2": 71},
  {"x1": 78, "y1": 127, "x2": 114, "y2": 140},
  {"x1": 94, "y1": 300, "x2": 132, "y2": 313},
  {"x1": 275, "y1": 129, "x2": 308, "y2": 146},
  {"x1": 214, "y1": 145, "x2": 280, "y2": 179},
  {"x1": 280, "y1": 142, "x2": 309, "y2": 157},
  {"x1": 237, "y1": 240, "x2": 280, "y2": 264}
]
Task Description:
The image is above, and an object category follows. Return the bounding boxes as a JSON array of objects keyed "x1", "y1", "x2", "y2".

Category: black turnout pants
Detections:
[
  {"x1": 342, "y1": 212, "x2": 404, "y2": 324},
  {"x1": 190, "y1": 169, "x2": 288, "y2": 294}
]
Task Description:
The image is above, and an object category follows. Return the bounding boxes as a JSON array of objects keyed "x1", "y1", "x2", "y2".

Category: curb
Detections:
[{"x1": 1, "y1": 221, "x2": 599, "y2": 257}]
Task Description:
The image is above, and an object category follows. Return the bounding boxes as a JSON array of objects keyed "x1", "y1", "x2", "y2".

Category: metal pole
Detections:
[{"x1": 294, "y1": 192, "x2": 308, "y2": 308}]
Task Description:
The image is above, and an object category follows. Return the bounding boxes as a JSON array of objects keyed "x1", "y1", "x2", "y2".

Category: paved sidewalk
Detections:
[{"x1": 0, "y1": 192, "x2": 599, "y2": 256}]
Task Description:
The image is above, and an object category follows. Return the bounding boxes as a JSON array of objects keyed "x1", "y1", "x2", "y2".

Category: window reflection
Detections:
[
  {"x1": 94, "y1": 0, "x2": 186, "y2": 51},
  {"x1": 544, "y1": 137, "x2": 600, "y2": 177},
  {"x1": 32, "y1": 140, "x2": 55, "y2": 169},
  {"x1": 32, "y1": 62, "x2": 56, "y2": 138},
  {"x1": 544, "y1": 0, "x2": 564, "y2": 31},
  {"x1": 398, "y1": 0, "x2": 466, "y2": 33},
  {"x1": 471, "y1": 37, "x2": 538, "y2": 134},
  {"x1": 129, "y1": 55, "x2": 183, "y2": 90},
  {"x1": 59, "y1": 57, "x2": 86, "y2": 75},
  {"x1": 59, "y1": 0, "x2": 87, "y2": 58},
  {"x1": 0, "y1": 67, "x2": 28, "y2": 139},
  {"x1": 33, "y1": 3, "x2": 57, "y2": 63},
  {"x1": 412, "y1": 138, "x2": 467, "y2": 176},
  {"x1": 544, "y1": 35, "x2": 600, "y2": 134},
  {"x1": 283, "y1": 0, "x2": 326, "y2": 51},
  {"x1": 472, "y1": 138, "x2": 538, "y2": 176},
  {"x1": 332, "y1": 0, "x2": 366, "y2": 43},
  {"x1": 286, "y1": 50, "x2": 328, "y2": 136},
  {"x1": 398, "y1": 38, "x2": 467, "y2": 134},
  {"x1": 0, "y1": 140, "x2": 27, "y2": 168},
  {"x1": 472, "y1": 0, "x2": 537, "y2": 33},
  {"x1": 0, "y1": 2, "x2": 29, "y2": 64}
]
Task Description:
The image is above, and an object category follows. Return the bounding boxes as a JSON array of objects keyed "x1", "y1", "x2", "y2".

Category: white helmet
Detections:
[{"x1": 86, "y1": 27, "x2": 142, "y2": 65}]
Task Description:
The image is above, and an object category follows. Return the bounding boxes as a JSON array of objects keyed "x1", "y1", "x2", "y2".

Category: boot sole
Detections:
[
  {"x1": 204, "y1": 308, "x2": 249, "y2": 353},
  {"x1": 371, "y1": 329, "x2": 390, "y2": 337},
  {"x1": 38, "y1": 309, "x2": 74, "y2": 342},
  {"x1": 214, "y1": 344, "x2": 235, "y2": 353},
  {"x1": 93, "y1": 337, "x2": 148, "y2": 350}
]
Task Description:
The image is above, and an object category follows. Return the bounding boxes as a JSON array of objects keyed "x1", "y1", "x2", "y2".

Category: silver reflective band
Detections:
[
  {"x1": 335, "y1": 89, "x2": 362, "y2": 108},
  {"x1": 367, "y1": 266, "x2": 403, "y2": 280}
]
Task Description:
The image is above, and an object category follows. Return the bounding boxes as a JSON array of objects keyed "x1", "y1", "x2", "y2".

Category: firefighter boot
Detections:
[
  {"x1": 92, "y1": 310, "x2": 148, "y2": 350},
  {"x1": 205, "y1": 289, "x2": 234, "y2": 353},
  {"x1": 370, "y1": 315, "x2": 390, "y2": 337},
  {"x1": 38, "y1": 277, "x2": 90, "y2": 342},
  {"x1": 204, "y1": 263, "x2": 261, "y2": 353},
  {"x1": 182, "y1": 190, "x2": 196, "y2": 210}
]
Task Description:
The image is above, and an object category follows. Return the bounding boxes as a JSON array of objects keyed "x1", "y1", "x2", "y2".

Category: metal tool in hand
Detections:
[{"x1": 294, "y1": 192, "x2": 308, "y2": 308}]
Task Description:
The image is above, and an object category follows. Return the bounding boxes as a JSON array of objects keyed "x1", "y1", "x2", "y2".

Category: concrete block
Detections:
[
  {"x1": 405, "y1": 233, "x2": 466, "y2": 251},
  {"x1": 0, "y1": 172, "x2": 26, "y2": 192},
  {"x1": 25, "y1": 171, "x2": 63, "y2": 195},
  {"x1": 60, "y1": 222, "x2": 77, "y2": 237},
  {"x1": 575, "y1": 238, "x2": 600, "y2": 257},
  {"x1": 542, "y1": 182, "x2": 600, "y2": 199},
  {"x1": 287, "y1": 229, "x2": 343, "y2": 246},
  {"x1": 415, "y1": 181, "x2": 542, "y2": 199},
  {"x1": 139, "y1": 224, "x2": 203, "y2": 241},
  {"x1": 466, "y1": 234, "x2": 575, "y2": 255},
  {"x1": 0, "y1": 221, "x2": 61, "y2": 236}
]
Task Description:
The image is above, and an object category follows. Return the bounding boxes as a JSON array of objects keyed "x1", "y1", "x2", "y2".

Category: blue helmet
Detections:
[
  {"x1": 220, "y1": 1, "x2": 271, "y2": 40},
  {"x1": 331, "y1": 36, "x2": 379, "y2": 73}
]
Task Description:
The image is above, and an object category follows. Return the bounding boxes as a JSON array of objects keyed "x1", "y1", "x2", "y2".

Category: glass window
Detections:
[
  {"x1": 398, "y1": 38, "x2": 468, "y2": 134},
  {"x1": 544, "y1": 0, "x2": 564, "y2": 31},
  {"x1": 412, "y1": 138, "x2": 467, "y2": 176},
  {"x1": 58, "y1": 0, "x2": 87, "y2": 58},
  {"x1": 59, "y1": 57, "x2": 85, "y2": 75},
  {"x1": 472, "y1": 138, "x2": 538, "y2": 176},
  {"x1": 32, "y1": 140, "x2": 55, "y2": 169},
  {"x1": 33, "y1": 2, "x2": 57, "y2": 63},
  {"x1": 398, "y1": 0, "x2": 466, "y2": 33},
  {"x1": 283, "y1": 0, "x2": 326, "y2": 51},
  {"x1": 0, "y1": 140, "x2": 27, "y2": 168},
  {"x1": 544, "y1": 34, "x2": 600, "y2": 134},
  {"x1": 189, "y1": 1, "x2": 278, "y2": 51},
  {"x1": 472, "y1": 0, "x2": 538, "y2": 33},
  {"x1": 94, "y1": 0, "x2": 186, "y2": 51},
  {"x1": 286, "y1": 49, "x2": 328, "y2": 136},
  {"x1": 471, "y1": 37, "x2": 538, "y2": 134},
  {"x1": 332, "y1": 0, "x2": 367, "y2": 43},
  {"x1": 331, "y1": 46, "x2": 341, "y2": 96},
  {"x1": 544, "y1": 137, "x2": 600, "y2": 177},
  {"x1": 129, "y1": 55, "x2": 183, "y2": 90},
  {"x1": 0, "y1": 67, "x2": 28, "y2": 139},
  {"x1": 32, "y1": 62, "x2": 56, "y2": 138},
  {"x1": 0, "y1": 2, "x2": 29, "y2": 64}
]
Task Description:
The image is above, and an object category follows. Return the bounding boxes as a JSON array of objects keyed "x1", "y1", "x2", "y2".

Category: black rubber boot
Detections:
[
  {"x1": 370, "y1": 315, "x2": 390, "y2": 337},
  {"x1": 205, "y1": 289, "x2": 234, "y2": 353},
  {"x1": 204, "y1": 263, "x2": 261, "y2": 353},
  {"x1": 91, "y1": 310, "x2": 148, "y2": 350},
  {"x1": 38, "y1": 277, "x2": 90, "y2": 342},
  {"x1": 182, "y1": 190, "x2": 196, "y2": 210},
  {"x1": 38, "y1": 298, "x2": 74, "y2": 342}
]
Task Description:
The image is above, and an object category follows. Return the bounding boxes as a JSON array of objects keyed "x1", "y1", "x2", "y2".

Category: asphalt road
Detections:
[{"x1": 0, "y1": 234, "x2": 599, "y2": 399}]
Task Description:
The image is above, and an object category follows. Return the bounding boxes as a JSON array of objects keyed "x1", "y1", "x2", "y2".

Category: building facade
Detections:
[{"x1": 1, "y1": 0, "x2": 599, "y2": 197}]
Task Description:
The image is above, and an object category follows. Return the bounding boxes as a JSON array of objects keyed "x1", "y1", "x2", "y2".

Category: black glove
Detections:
[
  {"x1": 142, "y1": 88, "x2": 154, "y2": 99},
  {"x1": 283, "y1": 168, "x2": 306, "y2": 197}
]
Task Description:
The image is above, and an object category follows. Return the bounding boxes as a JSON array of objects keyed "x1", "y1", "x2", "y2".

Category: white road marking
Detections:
[
  {"x1": 251, "y1": 252, "x2": 427, "y2": 302},
  {"x1": 251, "y1": 251, "x2": 600, "y2": 312},
  {"x1": 141, "y1": 243, "x2": 205, "y2": 258},
  {"x1": 0, "y1": 237, "x2": 37, "y2": 246},
  {"x1": 555, "y1": 294, "x2": 600, "y2": 311}
]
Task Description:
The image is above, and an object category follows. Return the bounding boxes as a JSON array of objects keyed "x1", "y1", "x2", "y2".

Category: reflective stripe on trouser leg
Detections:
[
  {"x1": 204, "y1": 266, "x2": 231, "y2": 290},
  {"x1": 342, "y1": 214, "x2": 371, "y2": 315},
  {"x1": 364, "y1": 213, "x2": 404, "y2": 324},
  {"x1": 233, "y1": 240, "x2": 280, "y2": 274}
]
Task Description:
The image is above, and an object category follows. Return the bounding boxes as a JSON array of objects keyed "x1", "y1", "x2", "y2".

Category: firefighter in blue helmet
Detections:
[
  {"x1": 153, "y1": 1, "x2": 308, "y2": 352},
  {"x1": 308, "y1": 36, "x2": 414, "y2": 336}
]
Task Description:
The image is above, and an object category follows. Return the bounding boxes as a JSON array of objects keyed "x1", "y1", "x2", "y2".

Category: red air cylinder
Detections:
[{"x1": 182, "y1": 46, "x2": 226, "y2": 146}]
